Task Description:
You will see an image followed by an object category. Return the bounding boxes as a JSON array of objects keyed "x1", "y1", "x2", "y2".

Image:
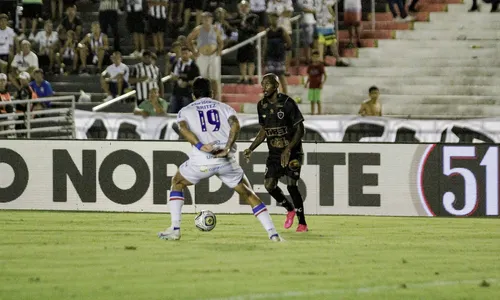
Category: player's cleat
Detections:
[
  {"x1": 284, "y1": 210, "x2": 296, "y2": 229},
  {"x1": 270, "y1": 234, "x2": 285, "y2": 242},
  {"x1": 296, "y1": 224, "x2": 308, "y2": 232},
  {"x1": 158, "y1": 228, "x2": 181, "y2": 240}
]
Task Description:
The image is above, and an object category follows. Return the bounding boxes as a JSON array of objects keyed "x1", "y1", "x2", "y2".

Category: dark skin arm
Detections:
[
  {"x1": 215, "y1": 115, "x2": 240, "y2": 157},
  {"x1": 178, "y1": 120, "x2": 216, "y2": 152},
  {"x1": 243, "y1": 126, "x2": 266, "y2": 162},
  {"x1": 281, "y1": 122, "x2": 304, "y2": 167}
]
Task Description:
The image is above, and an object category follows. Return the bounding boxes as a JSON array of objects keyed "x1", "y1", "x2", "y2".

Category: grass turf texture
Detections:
[{"x1": 0, "y1": 212, "x2": 499, "y2": 300}]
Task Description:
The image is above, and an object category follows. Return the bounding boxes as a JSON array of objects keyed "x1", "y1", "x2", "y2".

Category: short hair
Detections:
[
  {"x1": 312, "y1": 50, "x2": 320, "y2": 56},
  {"x1": 180, "y1": 46, "x2": 190, "y2": 52},
  {"x1": 369, "y1": 86, "x2": 379, "y2": 93},
  {"x1": 202, "y1": 12, "x2": 213, "y2": 18},
  {"x1": 0, "y1": 14, "x2": 8, "y2": 20},
  {"x1": 112, "y1": 51, "x2": 121, "y2": 56},
  {"x1": 33, "y1": 68, "x2": 44, "y2": 74},
  {"x1": 192, "y1": 77, "x2": 212, "y2": 98},
  {"x1": 262, "y1": 73, "x2": 280, "y2": 86}
]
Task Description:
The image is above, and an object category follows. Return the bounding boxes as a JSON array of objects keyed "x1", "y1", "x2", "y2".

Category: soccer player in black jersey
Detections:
[{"x1": 243, "y1": 73, "x2": 308, "y2": 232}]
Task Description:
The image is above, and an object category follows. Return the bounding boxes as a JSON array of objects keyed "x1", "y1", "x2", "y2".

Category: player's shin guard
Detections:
[
  {"x1": 268, "y1": 187, "x2": 295, "y2": 212},
  {"x1": 252, "y1": 203, "x2": 278, "y2": 238},
  {"x1": 287, "y1": 185, "x2": 306, "y2": 225},
  {"x1": 169, "y1": 191, "x2": 184, "y2": 230}
]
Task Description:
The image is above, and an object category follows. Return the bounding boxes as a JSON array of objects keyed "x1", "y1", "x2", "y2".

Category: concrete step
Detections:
[
  {"x1": 328, "y1": 66, "x2": 500, "y2": 77},
  {"x1": 319, "y1": 76, "x2": 500, "y2": 88},
  {"x1": 370, "y1": 11, "x2": 430, "y2": 22},
  {"x1": 376, "y1": 39, "x2": 500, "y2": 49},
  {"x1": 242, "y1": 102, "x2": 500, "y2": 117},
  {"x1": 315, "y1": 84, "x2": 500, "y2": 97},
  {"x1": 395, "y1": 29, "x2": 500, "y2": 40},
  {"x1": 348, "y1": 57, "x2": 500, "y2": 67},
  {"x1": 358, "y1": 47, "x2": 499, "y2": 58},
  {"x1": 429, "y1": 11, "x2": 500, "y2": 21},
  {"x1": 447, "y1": 2, "x2": 498, "y2": 13},
  {"x1": 414, "y1": 20, "x2": 500, "y2": 30},
  {"x1": 337, "y1": 30, "x2": 395, "y2": 40}
]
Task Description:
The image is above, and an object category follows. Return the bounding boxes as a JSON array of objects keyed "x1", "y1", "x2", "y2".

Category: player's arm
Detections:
[
  {"x1": 178, "y1": 120, "x2": 214, "y2": 152},
  {"x1": 282, "y1": 29, "x2": 292, "y2": 50},
  {"x1": 248, "y1": 127, "x2": 266, "y2": 151},
  {"x1": 285, "y1": 98, "x2": 305, "y2": 150},
  {"x1": 216, "y1": 115, "x2": 240, "y2": 158},
  {"x1": 215, "y1": 26, "x2": 223, "y2": 55},
  {"x1": 358, "y1": 103, "x2": 366, "y2": 116},
  {"x1": 186, "y1": 27, "x2": 200, "y2": 54}
]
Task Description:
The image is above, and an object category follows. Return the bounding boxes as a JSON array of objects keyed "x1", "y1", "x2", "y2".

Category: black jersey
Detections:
[{"x1": 257, "y1": 93, "x2": 304, "y2": 156}]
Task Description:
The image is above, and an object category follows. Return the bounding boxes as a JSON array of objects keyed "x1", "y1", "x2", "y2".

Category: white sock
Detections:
[
  {"x1": 169, "y1": 191, "x2": 184, "y2": 230},
  {"x1": 252, "y1": 203, "x2": 278, "y2": 238}
]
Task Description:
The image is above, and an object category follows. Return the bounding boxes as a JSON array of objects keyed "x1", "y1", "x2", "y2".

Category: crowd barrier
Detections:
[{"x1": 0, "y1": 140, "x2": 497, "y2": 217}]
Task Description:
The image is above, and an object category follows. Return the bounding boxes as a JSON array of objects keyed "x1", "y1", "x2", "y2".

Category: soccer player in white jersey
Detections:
[{"x1": 158, "y1": 77, "x2": 283, "y2": 242}]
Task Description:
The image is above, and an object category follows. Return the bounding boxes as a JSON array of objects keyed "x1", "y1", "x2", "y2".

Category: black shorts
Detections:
[
  {"x1": 127, "y1": 11, "x2": 146, "y2": 33},
  {"x1": 86, "y1": 51, "x2": 111, "y2": 66},
  {"x1": 22, "y1": 3, "x2": 43, "y2": 19},
  {"x1": 253, "y1": 11, "x2": 267, "y2": 28},
  {"x1": 265, "y1": 152, "x2": 303, "y2": 181},
  {"x1": 63, "y1": 0, "x2": 78, "y2": 5},
  {"x1": 0, "y1": 54, "x2": 9, "y2": 64},
  {"x1": 38, "y1": 54, "x2": 50, "y2": 68},
  {"x1": 184, "y1": 0, "x2": 205, "y2": 10},
  {"x1": 149, "y1": 17, "x2": 166, "y2": 33},
  {"x1": 237, "y1": 45, "x2": 255, "y2": 63}
]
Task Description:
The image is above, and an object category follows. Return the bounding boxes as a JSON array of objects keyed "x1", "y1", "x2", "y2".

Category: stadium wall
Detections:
[{"x1": 0, "y1": 140, "x2": 498, "y2": 217}]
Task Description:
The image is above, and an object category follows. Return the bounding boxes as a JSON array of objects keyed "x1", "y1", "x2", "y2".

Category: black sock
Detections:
[
  {"x1": 287, "y1": 185, "x2": 306, "y2": 225},
  {"x1": 269, "y1": 187, "x2": 295, "y2": 212}
]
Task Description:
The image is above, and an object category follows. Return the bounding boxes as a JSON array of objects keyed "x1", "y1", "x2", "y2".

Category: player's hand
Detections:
[
  {"x1": 200, "y1": 141, "x2": 217, "y2": 153},
  {"x1": 214, "y1": 147, "x2": 230, "y2": 158},
  {"x1": 281, "y1": 148, "x2": 291, "y2": 168},
  {"x1": 243, "y1": 149, "x2": 252, "y2": 163}
]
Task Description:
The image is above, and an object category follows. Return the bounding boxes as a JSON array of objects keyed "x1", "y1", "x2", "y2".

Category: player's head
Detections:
[
  {"x1": 0, "y1": 14, "x2": 8, "y2": 29},
  {"x1": 180, "y1": 47, "x2": 191, "y2": 62},
  {"x1": 192, "y1": 77, "x2": 213, "y2": 100},
  {"x1": 111, "y1": 51, "x2": 122, "y2": 65},
  {"x1": 91, "y1": 21, "x2": 101, "y2": 34},
  {"x1": 201, "y1": 12, "x2": 213, "y2": 26},
  {"x1": 261, "y1": 73, "x2": 280, "y2": 98},
  {"x1": 33, "y1": 68, "x2": 44, "y2": 83},
  {"x1": 21, "y1": 40, "x2": 31, "y2": 54},
  {"x1": 369, "y1": 86, "x2": 379, "y2": 100},
  {"x1": 149, "y1": 87, "x2": 159, "y2": 100},
  {"x1": 0, "y1": 73, "x2": 7, "y2": 90}
]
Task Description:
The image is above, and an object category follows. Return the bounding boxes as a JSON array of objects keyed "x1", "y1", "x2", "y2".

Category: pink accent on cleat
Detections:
[
  {"x1": 284, "y1": 210, "x2": 295, "y2": 229},
  {"x1": 296, "y1": 224, "x2": 309, "y2": 232}
]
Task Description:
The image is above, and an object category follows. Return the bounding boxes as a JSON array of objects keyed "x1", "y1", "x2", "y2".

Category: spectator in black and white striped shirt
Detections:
[
  {"x1": 126, "y1": 0, "x2": 146, "y2": 57},
  {"x1": 129, "y1": 50, "x2": 163, "y2": 106},
  {"x1": 99, "y1": 0, "x2": 121, "y2": 52},
  {"x1": 148, "y1": 0, "x2": 168, "y2": 55}
]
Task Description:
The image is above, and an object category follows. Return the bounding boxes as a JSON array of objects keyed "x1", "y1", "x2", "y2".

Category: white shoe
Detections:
[
  {"x1": 270, "y1": 234, "x2": 285, "y2": 242},
  {"x1": 103, "y1": 95, "x2": 113, "y2": 102},
  {"x1": 394, "y1": 16, "x2": 404, "y2": 23},
  {"x1": 403, "y1": 15, "x2": 416, "y2": 22},
  {"x1": 28, "y1": 33, "x2": 35, "y2": 40},
  {"x1": 131, "y1": 50, "x2": 142, "y2": 58},
  {"x1": 158, "y1": 228, "x2": 181, "y2": 240}
]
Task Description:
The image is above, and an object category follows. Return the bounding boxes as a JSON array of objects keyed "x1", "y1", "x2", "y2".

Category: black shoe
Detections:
[
  {"x1": 246, "y1": 79, "x2": 253, "y2": 85},
  {"x1": 469, "y1": 5, "x2": 479, "y2": 12},
  {"x1": 409, "y1": 6, "x2": 417, "y2": 13}
]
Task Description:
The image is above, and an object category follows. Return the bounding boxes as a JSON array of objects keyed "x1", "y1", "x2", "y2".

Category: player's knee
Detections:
[
  {"x1": 171, "y1": 173, "x2": 184, "y2": 190},
  {"x1": 264, "y1": 180, "x2": 277, "y2": 192}
]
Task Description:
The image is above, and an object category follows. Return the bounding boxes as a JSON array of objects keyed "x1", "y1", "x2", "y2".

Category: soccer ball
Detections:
[{"x1": 194, "y1": 210, "x2": 217, "y2": 231}]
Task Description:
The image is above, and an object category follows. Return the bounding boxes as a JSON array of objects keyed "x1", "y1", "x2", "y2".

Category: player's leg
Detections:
[
  {"x1": 286, "y1": 156, "x2": 308, "y2": 232},
  {"x1": 264, "y1": 160, "x2": 296, "y2": 229},
  {"x1": 217, "y1": 163, "x2": 282, "y2": 241}
]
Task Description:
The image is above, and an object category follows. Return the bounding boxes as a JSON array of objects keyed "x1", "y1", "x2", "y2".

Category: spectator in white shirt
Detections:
[
  {"x1": 267, "y1": 0, "x2": 294, "y2": 75},
  {"x1": 0, "y1": 14, "x2": 17, "y2": 74},
  {"x1": 10, "y1": 40, "x2": 39, "y2": 89},
  {"x1": 100, "y1": 51, "x2": 130, "y2": 101},
  {"x1": 299, "y1": 0, "x2": 316, "y2": 63},
  {"x1": 250, "y1": 0, "x2": 267, "y2": 31},
  {"x1": 316, "y1": 0, "x2": 349, "y2": 66},
  {"x1": 33, "y1": 20, "x2": 59, "y2": 73}
]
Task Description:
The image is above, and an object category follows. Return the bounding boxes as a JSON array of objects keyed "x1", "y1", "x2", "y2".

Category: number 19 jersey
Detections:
[{"x1": 177, "y1": 97, "x2": 238, "y2": 165}]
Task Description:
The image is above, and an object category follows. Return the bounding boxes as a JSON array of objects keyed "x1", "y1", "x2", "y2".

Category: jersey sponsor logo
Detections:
[{"x1": 265, "y1": 126, "x2": 288, "y2": 137}]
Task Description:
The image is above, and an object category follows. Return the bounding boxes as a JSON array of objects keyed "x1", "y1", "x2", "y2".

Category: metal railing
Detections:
[
  {"x1": 220, "y1": 14, "x2": 302, "y2": 86},
  {"x1": 0, "y1": 95, "x2": 76, "y2": 139},
  {"x1": 93, "y1": 75, "x2": 172, "y2": 112}
]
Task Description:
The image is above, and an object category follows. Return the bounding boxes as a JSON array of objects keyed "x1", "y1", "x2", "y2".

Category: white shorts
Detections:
[
  {"x1": 179, "y1": 160, "x2": 244, "y2": 189},
  {"x1": 197, "y1": 54, "x2": 221, "y2": 80}
]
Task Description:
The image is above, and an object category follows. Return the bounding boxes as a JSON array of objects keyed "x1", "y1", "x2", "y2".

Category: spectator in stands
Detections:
[
  {"x1": 99, "y1": 0, "x2": 121, "y2": 52},
  {"x1": 344, "y1": 0, "x2": 362, "y2": 48},
  {"x1": 130, "y1": 50, "x2": 162, "y2": 106},
  {"x1": 408, "y1": 0, "x2": 419, "y2": 13},
  {"x1": 206, "y1": 0, "x2": 226, "y2": 13},
  {"x1": 33, "y1": 21, "x2": 58, "y2": 73},
  {"x1": 126, "y1": 0, "x2": 146, "y2": 58},
  {"x1": 267, "y1": 0, "x2": 294, "y2": 76},
  {"x1": 469, "y1": 0, "x2": 499, "y2": 12},
  {"x1": 214, "y1": 8, "x2": 237, "y2": 48},
  {"x1": 169, "y1": 0, "x2": 186, "y2": 33},
  {"x1": 56, "y1": 29, "x2": 78, "y2": 74},
  {"x1": 166, "y1": 41, "x2": 182, "y2": 74},
  {"x1": 304, "y1": 50, "x2": 326, "y2": 115},
  {"x1": 264, "y1": 12, "x2": 291, "y2": 93},
  {"x1": 78, "y1": 22, "x2": 111, "y2": 74},
  {"x1": 149, "y1": 0, "x2": 168, "y2": 55},
  {"x1": 359, "y1": 86, "x2": 382, "y2": 116},
  {"x1": 181, "y1": 0, "x2": 205, "y2": 31},
  {"x1": 187, "y1": 12, "x2": 223, "y2": 100},
  {"x1": 0, "y1": 14, "x2": 17, "y2": 74},
  {"x1": 316, "y1": 0, "x2": 349, "y2": 67},
  {"x1": 10, "y1": 40, "x2": 39, "y2": 89},
  {"x1": 30, "y1": 68, "x2": 54, "y2": 108},
  {"x1": 57, "y1": 5, "x2": 83, "y2": 40},
  {"x1": 133, "y1": 87, "x2": 168, "y2": 117},
  {"x1": 250, "y1": 0, "x2": 267, "y2": 31},
  {"x1": 0, "y1": 1, "x2": 18, "y2": 32},
  {"x1": 51, "y1": 0, "x2": 69, "y2": 20},
  {"x1": 16, "y1": 71, "x2": 39, "y2": 112},
  {"x1": 0, "y1": 73, "x2": 13, "y2": 115},
  {"x1": 236, "y1": 1, "x2": 258, "y2": 84},
  {"x1": 299, "y1": 0, "x2": 316, "y2": 63},
  {"x1": 387, "y1": 0, "x2": 415, "y2": 22},
  {"x1": 20, "y1": 0, "x2": 44, "y2": 41},
  {"x1": 170, "y1": 47, "x2": 200, "y2": 113},
  {"x1": 101, "y1": 51, "x2": 130, "y2": 101}
]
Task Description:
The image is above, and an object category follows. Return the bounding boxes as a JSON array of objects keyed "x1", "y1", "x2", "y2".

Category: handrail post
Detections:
[
  {"x1": 294, "y1": 17, "x2": 300, "y2": 70},
  {"x1": 26, "y1": 107, "x2": 31, "y2": 139},
  {"x1": 71, "y1": 95, "x2": 76, "y2": 138},
  {"x1": 257, "y1": 36, "x2": 262, "y2": 84},
  {"x1": 335, "y1": 2, "x2": 339, "y2": 39},
  {"x1": 371, "y1": 0, "x2": 376, "y2": 31}
]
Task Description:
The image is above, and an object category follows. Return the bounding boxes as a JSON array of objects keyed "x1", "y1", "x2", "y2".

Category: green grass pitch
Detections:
[{"x1": 0, "y1": 211, "x2": 499, "y2": 300}]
